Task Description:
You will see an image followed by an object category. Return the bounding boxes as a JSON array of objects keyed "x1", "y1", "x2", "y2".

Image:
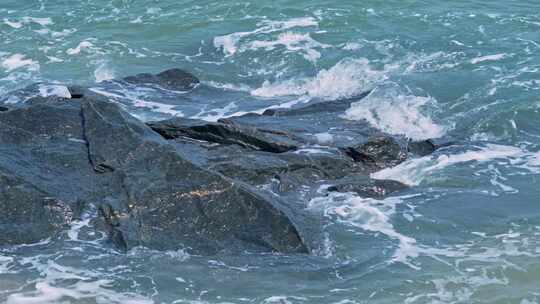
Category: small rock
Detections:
[
  {"x1": 123, "y1": 68, "x2": 199, "y2": 91},
  {"x1": 344, "y1": 135, "x2": 407, "y2": 170}
]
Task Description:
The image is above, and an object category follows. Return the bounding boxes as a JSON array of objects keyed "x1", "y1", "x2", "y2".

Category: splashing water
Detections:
[
  {"x1": 344, "y1": 84, "x2": 446, "y2": 140},
  {"x1": 251, "y1": 58, "x2": 386, "y2": 100}
]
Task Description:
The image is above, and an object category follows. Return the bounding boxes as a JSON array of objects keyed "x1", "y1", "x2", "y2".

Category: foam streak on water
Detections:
[
  {"x1": 308, "y1": 193, "x2": 421, "y2": 269},
  {"x1": 213, "y1": 17, "x2": 319, "y2": 56},
  {"x1": 372, "y1": 144, "x2": 540, "y2": 186}
]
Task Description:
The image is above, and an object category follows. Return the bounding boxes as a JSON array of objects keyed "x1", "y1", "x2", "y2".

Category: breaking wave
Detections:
[
  {"x1": 343, "y1": 84, "x2": 446, "y2": 140},
  {"x1": 251, "y1": 58, "x2": 386, "y2": 100}
]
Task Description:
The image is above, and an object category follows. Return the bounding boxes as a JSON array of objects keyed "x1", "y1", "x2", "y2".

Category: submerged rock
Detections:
[{"x1": 123, "y1": 68, "x2": 199, "y2": 91}]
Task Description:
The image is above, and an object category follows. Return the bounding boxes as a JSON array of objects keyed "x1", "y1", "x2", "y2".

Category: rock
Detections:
[
  {"x1": 343, "y1": 135, "x2": 407, "y2": 170},
  {"x1": 68, "y1": 85, "x2": 85, "y2": 99},
  {"x1": 327, "y1": 176, "x2": 408, "y2": 198},
  {"x1": 220, "y1": 94, "x2": 377, "y2": 149},
  {"x1": 165, "y1": 136, "x2": 361, "y2": 190},
  {"x1": 0, "y1": 69, "x2": 431, "y2": 254},
  {"x1": 0, "y1": 93, "x2": 308, "y2": 254},
  {"x1": 0, "y1": 171, "x2": 73, "y2": 244},
  {"x1": 408, "y1": 138, "x2": 453, "y2": 156},
  {"x1": 0, "y1": 106, "x2": 8, "y2": 112},
  {"x1": 262, "y1": 91, "x2": 372, "y2": 117},
  {"x1": 148, "y1": 117, "x2": 298, "y2": 153},
  {"x1": 82, "y1": 99, "x2": 307, "y2": 253},
  {"x1": 407, "y1": 139, "x2": 436, "y2": 156},
  {"x1": 123, "y1": 68, "x2": 199, "y2": 91}
]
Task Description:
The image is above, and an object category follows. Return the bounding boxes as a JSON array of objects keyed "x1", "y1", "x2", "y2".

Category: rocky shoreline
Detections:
[{"x1": 0, "y1": 69, "x2": 445, "y2": 255}]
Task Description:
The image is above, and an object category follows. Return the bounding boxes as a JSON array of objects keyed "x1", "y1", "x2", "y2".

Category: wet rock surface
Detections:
[
  {"x1": 0, "y1": 68, "x2": 446, "y2": 255},
  {"x1": 123, "y1": 68, "x2": 200, "y2": 91},
  {"x1": 0, "y1": 172, "x2": 73, "y2": 245},
  {"x1": 343, "y1": 135, "x2": 408, "y2": 170},
  {"x1": 148, "y1": 117, "x2": 298, "y2": 153}
]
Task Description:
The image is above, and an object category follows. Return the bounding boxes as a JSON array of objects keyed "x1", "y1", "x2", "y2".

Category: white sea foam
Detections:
[
  {"x1": 248, "y1": 32, "x2": 329, "y2": 62},
  {"x1": 3, "y1": 18, "x2": 23, "y2": 28},
  {"x1": 89, "y1": 88, "x2": 184, "y2": 117},
  {"x1": 342, "y1": 42, "x2": 362, "y2": 50},
  {"x1": 213, "y1": 17, "x2": 318, "y2": 56},
  {"x1": 293, "y1": 147, "x2": 334, "y2": 155},
  {"x1": 66, "y1": 41, "x2": 94, "y2": 55},
  {"x1": 94, "y1": 62, "x2": 115, "y2": 82},
  {"x1": 0, "y1": 255, "x2": 14, "y2": 274},
  {"x1": 6, "y1": 281, "x2": 153, "y2": 304},
  {"x1": 22, "y1": 16, "x2": 53, "y2": 26},
  {"x1": 251, "y1": 58, "x2": 385, "y2": 100},
  {"x1": 470, "y1": 53, "x2": 506, "y2": 64},
  {"x1": 192, "y1": 102, "x2": 238, "y2": 121},
  {"x1": 403, "y1": 225, "x2": 540, "y2": 304},
  {"x1": 146, "y1": 7, "x2": 162, "y2": 14},
  {"x1": 372, "y1": 144, "x2": 525, "y2": 186},
  {"x1": 38, "y1": 84, "x2": 71, "y2": 98},
  {"x1": 46, "y1": 56, "x2": 64, "y2": 63},
  {"x1": 224, "y1": 95, "x2": 311, "y2": 119},
  {"x1": 33, "y1": 28, "x2": 50, "y2": 35},
  {"x1": 3, "y1": 16, "x2": 53, "y2": 28},
  {"x1": 524, "y1": 151, "x2": 540, "y2": 173},
  {"x1": 308, "y1": 193, "x2": 420, "y2": 268},
  {"x1": 1, "y1": 54, "x2": 40, "y2": 72},
  {"x1": 266, "y1": 17, "x2": 318, "y2": 29},
  {"x1": 262, "y1": 296, "x2": 308, "y2": 304},
  {"x1": 4, "y1": 255, "x2": 153, "y2": 304},
  {"x1": 314, "y1": 132, "x2": 333, "y2": 144},
  {"x1": 343, "y1": 85, "x2": 445, "y2": 140}
]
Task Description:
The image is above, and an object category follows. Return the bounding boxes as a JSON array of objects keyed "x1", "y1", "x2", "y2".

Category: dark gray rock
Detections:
[
  {"x1": 262, "y1": 91, "x2": 372, "y2": 117},
  {"x1": 148, "y1": 117, "x2": 298, "y2": 153},
  {"x1": 68, "y1": 85, "x2": 85, "y2": 99},
  {"x1": 164, "y1": 137, "x2": 360, "y2": 190},
  {"x1": 343, "y1": 135, "x2": 407, "y2": 170},
  {"x1": 327, "y1": 176, "x2": 408, "y2": 198},
  {"x1": 0, "y1": 171, "x2": 73, "y2": 245},
  {"x1": 123, "y1": 68, "x2": 199, "y2": 91},
  {"x1": 408, "y1": 139, "x2": 437, "y2": 156},
  {"x1": 82, "y1": 98, "x2": 307, "y2": 253},
  {"x1": 408, "y1": 138, "x2": 454, "y2": 156},
  {"x1": 0, "y1": 106, "x2": 8, "y2": 112},
  {"x1": 219, "y1": 95, "x2": 377, "y2": 149},
  {"x1": 0, "y1": 93, "x2": 308, "y2": 255}
]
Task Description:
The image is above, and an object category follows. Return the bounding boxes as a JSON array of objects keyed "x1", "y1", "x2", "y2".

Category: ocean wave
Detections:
[
  {"x1": 213, "y1": 16, "x2": 319, "y2": 56},
  {"x1": 251, "y1": 58, "x2": 385, "y2": 100},
  {"x1": 343, "y1": 84, "x2": 445, "y2": 140},
  {"x1": 371, "y1": 143, "x2": 539, "y2": 186},
  {"x1": 308, "y1": 192, "x2": 420, "y2": 269}
]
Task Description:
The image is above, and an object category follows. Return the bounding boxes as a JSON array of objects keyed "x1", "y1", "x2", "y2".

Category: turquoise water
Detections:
[{"x1": 1, "y1": 1, "x2": 540, "y2": 303}]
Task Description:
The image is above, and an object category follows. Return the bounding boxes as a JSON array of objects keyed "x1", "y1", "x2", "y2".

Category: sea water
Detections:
[{"x1": 1, "y1": 1, "x2": 540, "y2": 303}]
